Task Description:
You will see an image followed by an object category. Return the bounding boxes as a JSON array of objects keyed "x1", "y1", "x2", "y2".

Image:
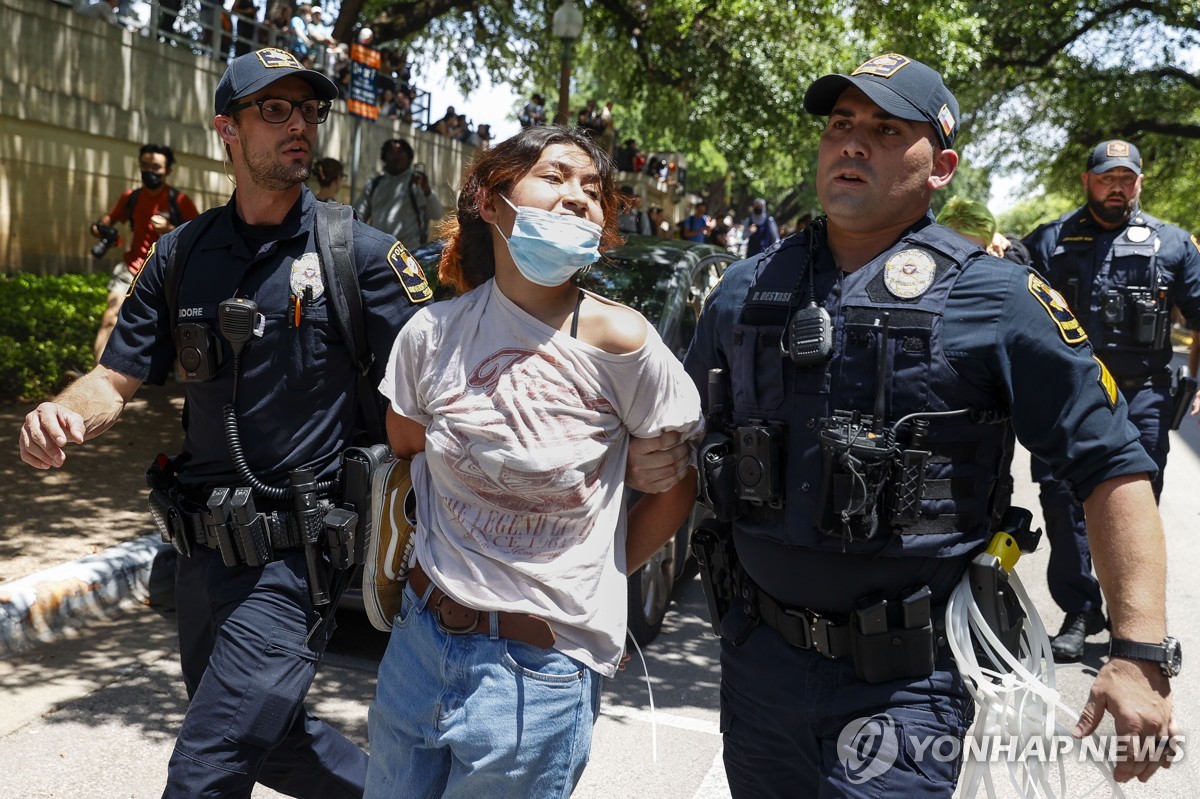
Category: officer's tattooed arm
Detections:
[{"x1": 18, "y1": 365, "x2": 142, "y2": 469}]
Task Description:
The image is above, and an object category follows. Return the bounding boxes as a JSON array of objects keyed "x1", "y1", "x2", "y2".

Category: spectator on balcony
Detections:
[
  {"x1": 230, "y1": 0, "x2": 260, "y2": 58},
  {"x1": 75, "y1": 0, "x2": 120, "y2": 26},
  {"x1": 307, "y1": 6, "x2": 337, "y2": 67},
  {"x1": 577, "y1": 99, "x2": 605, "y2": 140},
  {"x1": 465, "y1": 123, "x2": 493, "y2": 149},
  {"x1": 430, "y1": 105, "x2": 458, "y2": 137},
  {"x1": 289, "y1": 3, "x2": 315, "y2": 64},
  {"x1": 614, "y1": 138, "x2": 639, "y2": 172}
]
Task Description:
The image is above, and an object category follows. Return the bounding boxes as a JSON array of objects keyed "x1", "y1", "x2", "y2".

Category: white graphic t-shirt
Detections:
[{"x1": 380, "y1": 279, "x2": 703, "y2": 675}]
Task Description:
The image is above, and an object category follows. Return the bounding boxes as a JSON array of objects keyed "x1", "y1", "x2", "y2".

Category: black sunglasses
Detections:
[{"x1": 225, "y1": 97, "x2": 332, "y2": 125}]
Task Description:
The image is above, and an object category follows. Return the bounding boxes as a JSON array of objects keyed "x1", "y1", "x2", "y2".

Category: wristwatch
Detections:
[{"x1": 1109, "y1": 636, "x2": 1183, "y2": 678}]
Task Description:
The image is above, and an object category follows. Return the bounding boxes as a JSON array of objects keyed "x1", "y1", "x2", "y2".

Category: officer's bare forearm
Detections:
[
  {"x1": 55, "y1": 366, "x2": 140, "y2": 440},
  {"x1": 1083, "y1": 473, "x2": 1167, "y2": 642},
  {"x1": 625, "y1": 467, "x2": 697, "y2": 573}
]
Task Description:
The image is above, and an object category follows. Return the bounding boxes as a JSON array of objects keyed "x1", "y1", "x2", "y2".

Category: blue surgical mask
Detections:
[{"x1": 495, "y1": 194, "x2": 602, "y2": 287}]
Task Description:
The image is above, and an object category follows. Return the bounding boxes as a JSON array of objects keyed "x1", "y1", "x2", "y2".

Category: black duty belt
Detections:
[
  {"x1": 754, "y1": 589, "x2": 854, "y2": 659},
  {"x1": 171, "y1": 503, "x2": 310, "y2": 553}
]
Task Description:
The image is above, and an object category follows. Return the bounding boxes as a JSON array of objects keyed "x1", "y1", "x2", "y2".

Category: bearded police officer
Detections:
[
  {"x1": 684, "y1": 54, "x2": 1177, "y2": 796},
  {"x1": 1023, "y1": 141, "x2": 1200, "y2": 662},
  {"x1": 19, "y1": 49, "x2": 435, "y2": 797}
]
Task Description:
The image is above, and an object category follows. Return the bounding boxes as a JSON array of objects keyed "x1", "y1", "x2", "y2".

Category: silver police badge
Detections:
[
  {"x1": 884, "y1": 249, "x2": 937, "y2": 299},
  {"x1": 290, "y1": 252, "x2": 325, "y2": 299},
  {"x1": 1126, "y1": 226, "x2": 1151, "y2": 243}
]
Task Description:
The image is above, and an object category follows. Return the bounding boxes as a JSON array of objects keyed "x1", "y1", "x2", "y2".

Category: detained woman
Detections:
[{"x1": 365, "y1": 125, "x2": 703, "y2": 797}]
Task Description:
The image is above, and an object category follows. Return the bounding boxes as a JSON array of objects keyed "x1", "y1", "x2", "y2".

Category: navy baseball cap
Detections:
[
  {"x1": 214, "y1": 48, "x2": 339, "y2": 116},
  {"x1": 1086, "y1": 140, "x2": 1142, "y2": 175},
  {"x1": 803, "y1": 53, "x2": 960, "y2": 149}
]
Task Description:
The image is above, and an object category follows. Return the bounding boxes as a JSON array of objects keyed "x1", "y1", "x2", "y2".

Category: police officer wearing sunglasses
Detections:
[{"x1": 20, "y1": 48, "x2": 434, "y2": 797}]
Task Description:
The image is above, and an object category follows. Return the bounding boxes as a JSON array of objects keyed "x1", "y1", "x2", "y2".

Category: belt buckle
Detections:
[
  {"x1": 809, "y1": 615, "x2": 834, "y2": 658},
  {"x1": 434, "y1": 594, "x2": 482, "y2": 634},
  {"x1": 780, "y1": 607, "x2": 815, "y2": 649}
]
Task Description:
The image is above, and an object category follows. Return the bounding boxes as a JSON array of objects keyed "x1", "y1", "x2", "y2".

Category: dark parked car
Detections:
[{"x1": 341, "y1": 234, "x2": 735, "y2": 646}]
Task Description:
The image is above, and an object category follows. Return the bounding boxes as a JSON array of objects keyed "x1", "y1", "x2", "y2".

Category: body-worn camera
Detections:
[
  {"x1": 91, "y1": 224, "x2": 120, "y2": 259},
  {"x1": 175, "y1": 322, "x2": 221, "y2": 382},
  {"x1": 1101, "y1": 290, "x2": 1125, "y2": 326},
  {"x1": 735, "y1": 423, "x2": 784, "y2": 507},
  {"x1": 1130, "y1": 290, "x2": 1160, "y2": 344}
]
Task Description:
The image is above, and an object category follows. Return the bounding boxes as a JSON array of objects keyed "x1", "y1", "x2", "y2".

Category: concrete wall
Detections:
[{"x1": 1, "y1": 0, "x2": 470, "y2": 275}]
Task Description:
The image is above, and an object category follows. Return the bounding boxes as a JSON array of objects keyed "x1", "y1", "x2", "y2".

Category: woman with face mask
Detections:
[{"x1": 366, "y1": 126, "x2": 703, "y2": 797}]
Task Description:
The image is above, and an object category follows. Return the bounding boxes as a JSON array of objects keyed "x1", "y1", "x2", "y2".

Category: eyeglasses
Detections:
[{"x1": 225, "y1": 97, "x2": 332, "y2": 125}]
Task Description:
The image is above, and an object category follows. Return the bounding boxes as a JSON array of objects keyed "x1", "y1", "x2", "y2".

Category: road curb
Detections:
[{"x1": 0, "y1": 534, "x2": 176, "y2": 656}]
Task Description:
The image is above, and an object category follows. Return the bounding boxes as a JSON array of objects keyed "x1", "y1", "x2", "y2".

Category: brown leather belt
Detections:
[{"x1": 409, "y1": 563, "x2": 556, "y2": 649}]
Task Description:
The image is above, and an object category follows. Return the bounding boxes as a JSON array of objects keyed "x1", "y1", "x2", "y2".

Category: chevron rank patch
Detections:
[
  {"x1": 1028, "y1": 273, "x2": 1087, "y2": 345},
  {"x1": 1094, "y1": 356, "x2": 1118, "y2": 410},
  {"x1": 387, "y1": 242, "x2": 433, "y2": 304}
]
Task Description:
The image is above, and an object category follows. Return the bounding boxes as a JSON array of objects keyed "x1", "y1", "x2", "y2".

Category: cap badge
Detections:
[
  {"x1": 884, "y1": 249, "x2": 937, "y2": 299},
  {"x1": 256, "y1": 48, "x2": 303, "y2": 70},
  {"x1": 1106, "y1": 141, "x2": 1131, "y2": 158},
  {"x1": 1126, "y1": 226, "x2": 1151, "y2": 243},
  {"x1": 290, "y1": 252, "x2": 325, "y2": 300},
  {"x1": 851, "y1": 53, "x2": 911, "y2": 79},
  {"x1": 937, "y1": 104, "x2": 955, "y2": 138}
]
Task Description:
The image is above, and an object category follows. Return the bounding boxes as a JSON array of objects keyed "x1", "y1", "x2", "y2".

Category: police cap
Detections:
[
  {"x1": 1086, "y1": 140, "x2": 1142, "y2": 175},
  {"x1": 214, "y1": 48, "x2": 339, "y2": 116},
  {"x1": 803, "y1": 53, "x2": 960, "y2": 149}
]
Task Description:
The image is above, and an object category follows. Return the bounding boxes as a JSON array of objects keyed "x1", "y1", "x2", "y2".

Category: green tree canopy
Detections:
[{"x1": 356, "y1": 1, "x2": 1200, "y2": 229}]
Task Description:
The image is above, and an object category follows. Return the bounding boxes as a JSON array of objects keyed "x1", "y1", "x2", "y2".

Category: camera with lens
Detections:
[
  {"x1": 1101, "y1": 290, "x2": 1125, "y2": 326},
  {"x1": 734, "y1": 423, "x2": 784, "y2": 507},
  {"x1": 91, "y1": 224, "x2": 120, "y2": 259}
]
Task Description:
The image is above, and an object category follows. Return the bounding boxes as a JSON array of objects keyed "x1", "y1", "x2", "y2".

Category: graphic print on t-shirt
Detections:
[{"x1": 439, "y1": 346, "x2": 618, "y2": 561}]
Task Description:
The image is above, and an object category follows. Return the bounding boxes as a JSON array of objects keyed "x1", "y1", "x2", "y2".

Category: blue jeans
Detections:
[
  {"x1": 365, "y1": 582, "x2": 602, "y2": 799},
  {"x1": 720, "y1": 602, "x2": 973, "y2": 798}
]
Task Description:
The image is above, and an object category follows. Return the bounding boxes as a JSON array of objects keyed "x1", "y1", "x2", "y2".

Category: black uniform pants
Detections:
[{"x1": 164, "y1": 547, "x2": 367, "y2": 799}]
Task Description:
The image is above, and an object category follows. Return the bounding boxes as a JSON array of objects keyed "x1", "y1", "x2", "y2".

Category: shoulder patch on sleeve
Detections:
[
  {"x1": 126, "y1": 242, "x2": 155, "y2": 297},
  {"x1": 1028, "y1": 272, "x2": 1087, "y2": 345},
  {"x1": 1093, "y1": 355, "x2": 1118, "y2": 410},
  {"x1": 387, "y1": 241, "x2": 433, "y2": 304}
]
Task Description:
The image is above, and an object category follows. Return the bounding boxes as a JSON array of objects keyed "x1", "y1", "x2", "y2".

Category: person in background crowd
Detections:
[
  {"x1": 577, "y1": 99, "x2": 604, "y2": 140},
  {"x1": 684, "y1": 53, "x2": 1177, "y2": 797},
  {"x1": 743, "y1": 198, "x2": 780, "y2": 257},
  {"x1": 936, "y1": 195, "x2": 1011, "y2": 258},
  {"x1": 598, "y1": 100, "x2": 616, "y2": 156},
  {"x1": 363, "y1": 123, "x2": 702, "y2": 799},
  {"x1": 312, "y1": 157, "x2": 344, "y2": 201},
  {"x1": 354, "y1": 138, "x2": 444, "y2": 252},
  {"x1": 230, "y1": 0, "x2": 261, "y2": 58},
  {"x1": 518, "y1": 93, "x2": 547, "y2": 128},
  {"x1": 88, "y1": 143, "x2": 199, "y2": 362},
  {"x1": 681, "y1": 201, "x2": 712, "y2": 243},
  {"x1": 648, "y1": 206, "x2": 666, "y2": 236},
  {"x1": 1023, "y1": 139, "x2": 1200, "y2": 662},
  {"x1": 614, "y1": 138, "x2": 639, "y2": 172},
  {"x1": 616, "y1": 185, "x2": 652, "y2": 236},
  {"x1": 21, "y1": 47, "x2": 434, "y2": 798}
]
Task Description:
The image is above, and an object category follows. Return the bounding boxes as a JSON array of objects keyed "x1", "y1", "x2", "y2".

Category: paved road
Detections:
[{"x1": 5, "y1": 362, "x2": 1200, "y2": 797}]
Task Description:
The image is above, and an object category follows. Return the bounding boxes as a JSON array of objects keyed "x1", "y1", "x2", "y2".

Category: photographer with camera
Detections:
[
  {"x1": 88, "y1": 143, "x2": 199, "y2": 363},
  {"x1": 685, "y1": 54, "x2": 1176, "y2": 796},
  {"x1": 1022, "y1": 141, "x2": 1200, "y2": 662},
  {"x1": 353, "y1": 138, "x2": 443, "y2": 252}
]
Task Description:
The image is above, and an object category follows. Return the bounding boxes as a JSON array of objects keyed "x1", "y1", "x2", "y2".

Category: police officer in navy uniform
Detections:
[
  {"x1": 1023, "y1": 141, "x2": 1200, "y2": 662},
  {"x1": 684, "y1": 54, "x2": 1177, "y2": 796},
  {"x1": 19, "y1": 49, "x2": 434, "y2": 797}
]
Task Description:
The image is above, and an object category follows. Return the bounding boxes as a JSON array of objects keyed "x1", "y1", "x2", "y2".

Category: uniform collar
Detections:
[{"x1": 200, "y1": 187, "x2": 315, "y2": 258}]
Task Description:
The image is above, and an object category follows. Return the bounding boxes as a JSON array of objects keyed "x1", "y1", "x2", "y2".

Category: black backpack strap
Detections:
[
  {"x1": 167, "y1": 187, "x2": 183, "y2": 226},
  {"x1": 164, "y1": 207, "x2": 224, "y2": 340},
  {"x1": 314, "y1": 202, "x2": 386, "y2": 443},
  {"x1": 125, "y1": 188, "x2": 141, "y2": 221}
]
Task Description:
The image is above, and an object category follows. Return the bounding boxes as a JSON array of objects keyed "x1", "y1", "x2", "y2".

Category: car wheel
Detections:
[{"x1": 626, "y1": 536, "x2": 677, "y2": 646}]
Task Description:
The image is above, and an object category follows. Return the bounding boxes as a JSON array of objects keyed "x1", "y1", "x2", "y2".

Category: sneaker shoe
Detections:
[
  {"x1": 362, "y1": 456, "x2": 417, "y2": 632},
  {"x1": 1050, "y1": 609, "x2": 1108, "y2": 663}
]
